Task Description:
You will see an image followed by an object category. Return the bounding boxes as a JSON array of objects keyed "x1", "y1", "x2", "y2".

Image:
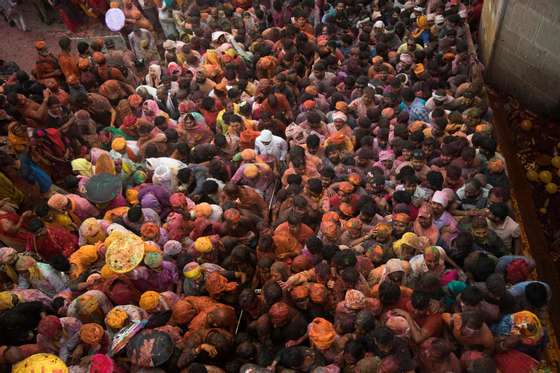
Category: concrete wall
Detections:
[{"x1": 480, "y1": 0, "x2": 560, "y2": 114}]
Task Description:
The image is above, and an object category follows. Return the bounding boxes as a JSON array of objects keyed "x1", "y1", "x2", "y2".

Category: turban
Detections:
[
  {"x1": 169, "y1": 193, "x2": 187, "y2": 210},
  {"x1": 414, "y1": 63, "x2": 425, "y2": 76},
  {"x1": 71, "y1": 158, "x2": 94, "y2": 177},
  {"x1": 290, "y1": 285, "x2": 309, "y2": 300},
  {"x1": 506, "y1": 259, "x2": 530, "y2": 284},
  {"x1": 80, "y1": 323, "x2": 104, "y2": 345},
  {"x1": 309, "y1": 283, "x2": 328, "y2": 304},
  {"x1": 90, "y1": 354, "x2": 114, "y2": 373},
  {"x1": 194, "y1": 236, "x2": 213, "y2": 253},
  {"x1": 243, "y1": 164, "x2": 259, "y2": 178},
  {"x1": 183, "y1": 262, "x2": 202, "y2": 279},
  {"x1": 35, "y1": 40, "x2": 47, "y2": 50},
  {"x1": 223, "y1": 208, "x2": 241, "y2": 223},
  {"x1": 394, "y1": 232, "x2": 421, "y2": 254},
  {"x1": 80, "y1": 218, "x2": 106, "y2": 244},
  {"x1": 0, "y1": 247, "x2": 16, "y2": 264},
  {"x1": 104, "y1": 277, "x2": 139, "y2": 305},
  {"x1": 431, "y1": 190, "x2": 449, "y2": 207},
  {"x1": 339, "y1": 182, "x2": 354, "y2": 193},
  {"x1": 345, "y1": 289, "x2": 366, "y2": 310},
  {"x1": 140, "y1": 222, "x2": 160, "y2": 240},
  {"x1": 163, "y1": 39, "x2": 176, "y2": 50},
  {"x1": 268, "y1": 301, "x2": 290, "y2": 324},
  {"x1": 240, "y1": 149, "x2": 256, "y2": 161},
  {"x1": 164, "y1": 240, "x2": 183, "y2": 257},
  {"x1": 78, "y1": 295, "x2": 99, "y2": 316},
  {"x1": 332, "y1": 111, "x2": 347, "y2": 122},
  {"x1": 303, "y1": 100, "x2": 316, "y2": 110},
  {"x1": 126, "y1": 189, "x2": 139, "y2": 205},
  {"x1": 128, "y1": 93, "x2": 143, "y2": 108},
  {"x1": 322, "y1": 211, "x2": 340, "y2": 223},
  {"x1": 100, "y1": 264, "x2": 116, "y2": 279},
  {"x1": 47, "y1": 194, "x2": 69, "y2": 210},
  {"x1": 328, "y1": 132, "x2": 346, "y2": 145},
  {"x1": 92, "y1": 52, "x2": 106, "y2": 64},
  {"x1": 106, "y1": 308, "x2": 129, "y2": 329},
  {"x1": 374, "y1": 222, "x2": 392, "y2": 237},
  {"x1": 0, "y1": 292, "x2": 16, "y2": 311},
  {"x1": 194, "y1": 203, "x2": 213, "y2": 218},
  {"x1": 335, "y1": 101, "x2": 348, "y2": 111},
  {"x1": 139, "y1": 291, "x2": 160, "y2": 312},
  {"x1": 392, "y1": 212, "x2": 411, "y2": 224},
  {"x1": 111, "y1": 137, "x2": 127, "y2": 152},
  {"x1": 345, "y1": 218, "x2": 363, "y2": 231},
  {"x1": 78, "y1": 58, "x2": 90, "y2": 70},
  {"x1": 320, "y1": 221, "x2": 338, "y2": 239},
  {"x1": 144, "y1": 251, "x2": 163, "y2": 269},
  {"x1": 172, "y1": 299, "x2": 197, "y2": 324},
  {"x1": 71, "y1": 245, "x2": 99, "y2": 266},
  {"x1": 38, "y1": 315, "x2": 62, "y2": 338},
  {"x1": 381, "y1": 107, "x2": 394, "y2": 119},
  {"x1": 308, "y1": 318, "x2": 336, "y2": 350},
  {"x1": 304, "y1": 85, "x2": 318, "y2": 96},
  {"x1": 292, "y1": 255, "x2": 311, "y2": 272},
  {"x1": 205, "y1": 271, "x2": 237, "y2": 297},
  {"x1": 408, "y1": 120, "x2": 425, "y2": 133}
]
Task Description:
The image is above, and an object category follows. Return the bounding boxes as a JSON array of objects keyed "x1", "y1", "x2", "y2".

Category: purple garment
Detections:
[
  {"x1": 130, "y1": 261, "x2": 179, "y2": 292},
  {"x1": 138, "y1": 184, "x2": 171, "y2": 218}
]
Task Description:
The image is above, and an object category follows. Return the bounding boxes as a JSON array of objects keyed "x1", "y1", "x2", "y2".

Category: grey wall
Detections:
[{"x1": 480, "y1": 0, "x2": 560, "y2": 114}]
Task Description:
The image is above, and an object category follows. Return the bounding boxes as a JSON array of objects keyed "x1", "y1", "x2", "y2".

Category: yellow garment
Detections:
[
  {"x1": 71, "y1": 158, "x2": 94, "y2": 177},
  {"x1": 12, "y1": 353, "x2": 68, "y2": 373},
  {"x1": 94, "y1": 153, "x2": 116, "y2": 175},
  {"x1": 106, "y1": 307, "x2": 129, "y2": 329},
  {"x1": 0, "y1": 291, "x2": 16, "y2": 310},
  {"x1": 0, "y1": 172, "x2": 24, "y2": 205},
  {"x1": 194, "y1": 236, "x2": 213, "y2": 253}
]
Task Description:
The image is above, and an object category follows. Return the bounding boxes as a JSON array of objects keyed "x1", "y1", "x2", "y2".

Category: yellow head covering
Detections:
[
  {"x1": 100, "y1": 264, "x2": 116, "y2": 279},
  {"x1": 0, "y1": 291, "x2": 16, "y2": 311},
  {"x1": 111, "y1": 137, "x2": 127, "y2": 153},
  {"x1": 106, "y1": 308, "x2": 129, "y2": 329},
  {"x1": 71, "y1": 158, "x2": 94, "y2": 177},
  {"x1": 194, "y1": 236, "x2": 213, "y2": 253},
  {"x1": 139, "y1": 291, "x2": 160, "y2": 312}
]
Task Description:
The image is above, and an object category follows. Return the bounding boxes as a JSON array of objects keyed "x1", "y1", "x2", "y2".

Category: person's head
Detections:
[
  {"x1": 460, "y1": 286, "x2": 483, "y2": 307},
  {"x1": 470, "y1": 216, "x2": 488, "y2": 242},
  {"x1": 460, "y1": 311, "x2": 484, "y2": 337},
  {"x1": 488, "y1": 203, "x2": 508, "y2": 224},
  {"x1": 411, "y1": 290, "x2": 430, "y2": 316},
  {"x1": 127, "y1": 204, "x2": 143, "y2": 223},
  {"x1": 279, "y1": 346, "x2": 304, "y2": 370},
  {"x1": 372, "y1": 326, "x2": 394, "y2": 353},
  {"x1": 465, "y1": 179, "x2": 482, "y2": 199},
  {"x1": 423, "y1": 246, "x2": 441, "y2": 271},
  {"x1": 379, "y1": 281, "x2": 401, "y2": 306},
  {"x1": 525, "y1": 282, "x2": 549, "y2": 309}
]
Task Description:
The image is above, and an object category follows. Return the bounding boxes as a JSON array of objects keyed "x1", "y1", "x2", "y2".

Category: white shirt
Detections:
[
  {"x1": 255, "y1": 135, "x2": 288, "y2": 161},
  {"x1": 488, "y1": 216, "x2": 520, "y2": 251}
]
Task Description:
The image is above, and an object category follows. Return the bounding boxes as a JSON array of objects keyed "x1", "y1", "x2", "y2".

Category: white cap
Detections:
[
  {"x1": 414, "y1": 6, "x2": 424, "y2": 12},
  {"x1": 435, "y1": 15, "x2": 445, "y2": 24},
  {"x1": 431, "y1": 190, "x2": 449, "y2": 207},
  {"x1": 259, "y1": 129, "x2": 272, "y2": 142},
  {"x1": 374, "y1": 20, "x2": 385, "y2": 29}
]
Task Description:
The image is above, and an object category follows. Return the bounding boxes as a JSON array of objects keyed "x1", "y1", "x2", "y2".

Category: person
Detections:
[{"x1": 0, "y1": 4, "x2": 553, "y2": 372}]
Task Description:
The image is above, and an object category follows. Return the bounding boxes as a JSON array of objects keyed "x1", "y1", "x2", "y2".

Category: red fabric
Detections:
[
  {"x1": 494, "y1": 350, "x2": 538, "y2": 373},
  {"x1": 27, "y1": 225, "x2": 78, "y2": 261}
]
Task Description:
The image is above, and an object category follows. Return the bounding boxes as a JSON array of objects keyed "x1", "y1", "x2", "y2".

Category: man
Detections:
[
  {"x1": 127, "y1": 27, "x2": 157, "y2": 61},
  {"x1": 32, "y1": 40, "x2": 62, "y2": 83},
  {"x1": 487, "y1": 203, "x2": 521, "y2": 255},
  {"x1": 57, "y1": 37, "x2": 80, "y2": 81},
  {"x1": 254, "y1": 129, "x2": 288, "y2": 165}
]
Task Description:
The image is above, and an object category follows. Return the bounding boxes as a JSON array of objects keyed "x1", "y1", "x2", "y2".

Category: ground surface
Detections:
[{"x1": 0, "y1": 1, "x2": 107, "y2": 71}]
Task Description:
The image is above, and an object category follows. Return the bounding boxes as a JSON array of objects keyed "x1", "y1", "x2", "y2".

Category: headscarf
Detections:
[
  {"x1": 80, "y1": 323, "x2": 104, "y2": 345},
  {"x1": 140, "y1": 222, "x2": 160, "y2": 241},
  {"x1": 505, "y1": 259, "x2": 530, "y2": 284},
  {"x1": 345, "y1": 289, "x2": 366, "y2": 310},
  {"x1": 94, "y1": 153, "x2": 116, "y2": 175},
  {"x1": 0, "y1": 247, "x2": 18, "y2": 283},
  {"x1": 38, "y1": 315, "x2": 62, "y2": 338},
  {"x1": 77, "y1": 295, "x2": 100, "y2": 317},
  {"x1": 69, "y1": 245, "x2": 99, "y2": 279},
  {"x1": 90, "y1": 354, "x2": 114, "y2": 373},
  {"x1": 308, "y1": 317, "x2": 337, "y2": 350},
  {"x1": 144, "y1": 251, "x2": 163, "y2": 269},
  {"x1": 72, "y1": 158, "x2": 94, "y2": 177},
  {"x1": 80, "y1": 218, "x2": 107, "y2": 245},
  {"x1": 163, "y1": 240, "x2": 183, "y2": 257},
  {"x1": 194, "y1": 236, "x2": 214, "y2": 253},
  {"x1": 183, "y1": 262, "x2": 202, "y2": 280},
  {"x1": 47, "y1": 194, "x2": 69, "y2": 211},
  {"x1": 0, "y1": 291, "x2": 17, "y2": 311},
  {"x1": 15, "y1": 256, "x2": 42, "y2": 281}
]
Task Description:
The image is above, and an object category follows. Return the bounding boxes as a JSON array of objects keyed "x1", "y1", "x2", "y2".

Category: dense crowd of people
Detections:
[{"x1": 0, "y1": 0, "x2": 552, "y2": 372}]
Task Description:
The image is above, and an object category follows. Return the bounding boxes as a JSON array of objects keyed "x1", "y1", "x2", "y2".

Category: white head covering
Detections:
[
  {"x1": 431, "y1": 190, "x2": 449, "y2": 207},
  {"x1": 258, "y1": 129, "x2": 273, "y2": 142}
]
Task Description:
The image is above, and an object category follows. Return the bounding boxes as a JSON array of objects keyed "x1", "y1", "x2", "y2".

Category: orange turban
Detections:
[
  {"x1": 140, "y1": 222, "x2": 159, "y2": 240},
  {"x1": 393, "y1": 212, "x2": 411, "y2": 224},
  {"x1": 92, "y1": 52, "x2": 106, "y2": 64},
  {"x1": 308, "y1": 317, "x2": 336, "y2": 350},
  {"x1": 79, "y1": 323, "x2": 104, "y2": 345},
  {"x1": 106, "y1": 308, "x2": 128, "y2": 329},
  {"x1": 78, "y1": 58, "x2": 90, "y2": 70},
  {"x1": 111, "y1": 137, "x2": 127, "y2": 152},
  {"x1": 194, "y1": 203, "x2": 213, "y2": 218},
  {"x1": 243, "y1": 164, "x2": 259, "y2": 178},
  {"x1": 205, "y1": 271, "x2": 237, "y2": 298},
  {"x1": 304, "y1": 85, "x2": 318, "y2": 96},
  {"x1": 414, "y1": 63, "x2": 425, "y2": 76},
  {"x1": 139, "y1": 291, "x2": 160, "y2": 312},
  {"x1": 240, "y1": 149, "x2": 256, "y2": 161},
  {"x1": 303, "y1": 100, "x2": 316, "y2": 110},
  {"x1": 172, "y1": 299, "x2": 197, "y2": 324},
  {"x1": 128, "y1": 94, "x2": 143, "y2": 108},
  {"x1": 348, "y1": 173, "x2": 361, "y2": 186},
  {"x1": 322, "y1": 211, "x2": 340, "y2": 223},
  {"x1": 223, "y1": 208, "x2": 241, "y2": 223},
  {"x1": 335, "y1": 101, "x2": 348, "y2": 111},
  {"x1": 328, "y1": 132, "x2": 346, "y2": 145},
  {"x1": 381, "y1": 107, "x2": 394, "y2": 119}
]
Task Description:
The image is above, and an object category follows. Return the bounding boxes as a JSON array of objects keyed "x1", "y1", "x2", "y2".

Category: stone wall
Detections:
[{"x1": 480, "y1": 0, "x2": 560, "y2": 114}]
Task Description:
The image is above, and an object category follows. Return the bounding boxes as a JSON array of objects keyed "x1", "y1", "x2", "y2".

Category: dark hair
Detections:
[
  {"x1": 177, "y1": 167, "x2": 192, "y2": 183},
  {"x1": 372, "y1": 326, "x2": 394, "y2": 346},
  {"x1": 187, "y1": 363, "x2": 209, "y2": 373},
  {"x1": 201, "y1": 180, "x2": 219, "y2": 195},
  {"x1": 526, "y1": 282, "x2": 549, "y2": 308},
  {"x1": 460, "y1": 286, "x2": 483, "y2": 306},
  {"x1": 411, "y1": 290, "x2": 430, "y2": 310},
  {"x1": 263, "y1": 281, "x2": 283, "y2": 306},
  {"x1": 341, "y1": 267, "x2": 359, "y2": 286},
  {"x1": 379, "y1": 281, "x2": 401, "y2": 305},
  {"x1": 279, "y1": 347, "x2": 304, "y2": 369},
  {"x1": 489, "y1": 203, "x2": 508, "y2": 220},
  {"x1": 49, "y1": 255, "x2": 71, "y2": 272},
  {"x1": 58, "y1": 36, "x2": 71, "y2": 50},
  {"x1": 127, "y1": 204, "x2": 143, "y2": 222}
]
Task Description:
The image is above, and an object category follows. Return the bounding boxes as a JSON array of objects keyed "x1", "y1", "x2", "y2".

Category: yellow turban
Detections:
[
  {"x1": 243, "y1": 164, "x2": 259, "y2": 178},
  {"x1": 111, "y1": 137, "x2": 127, "y2": 152},
  {"x1": 106, "y1": 308, "x2": 129, "y2": 329},
  {"x1": 0, "y1": 291, "x2": 16, "y2": 311},
  {"x1": 126, "y1": 189, "x2": 139, "y2": 205},
  {"x1": 194, "y1": 203, "x2": 213, "y2": 218},
  {"x1": 194, "y1": 236, "x2": 213, "y2": 253},
  {"x1": 139, "y1": 291, "x2": 160, "y2": 312},
  {"x1": 100, "y1": 264, "x2": 116, "y2": 279}
]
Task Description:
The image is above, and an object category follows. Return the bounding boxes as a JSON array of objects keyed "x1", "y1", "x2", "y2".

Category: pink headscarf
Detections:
[
  {"x1": 167, "y1": 62, "x2": 182, "y2": 76},
  {"x1": 142, "y1": 99, "x2": 160, "y2": 122}
]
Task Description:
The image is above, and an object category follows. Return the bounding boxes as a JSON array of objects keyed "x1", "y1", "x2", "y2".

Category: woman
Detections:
[{"x1": 0, "y1": 199, "x2": 31, "y2": 250}]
